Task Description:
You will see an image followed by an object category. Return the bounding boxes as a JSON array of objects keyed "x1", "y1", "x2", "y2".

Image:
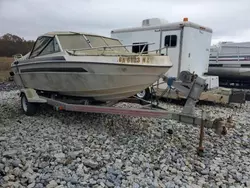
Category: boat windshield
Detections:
[
  {"x1": 85, "y1": 35, "x2": 128, "y2": 52},
  {"x1": 57, "y1": 34, "x2": 128, "y2": 52},
  {"x1": 57, "y1": 35, "x2": 91, "y2": 50}
]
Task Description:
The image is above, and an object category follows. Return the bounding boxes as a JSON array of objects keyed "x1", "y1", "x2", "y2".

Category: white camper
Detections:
[{"x1": 111, "y1": 18, "x2": 219, "y2": 96}]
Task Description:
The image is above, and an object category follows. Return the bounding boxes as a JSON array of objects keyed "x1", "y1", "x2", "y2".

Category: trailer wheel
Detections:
[
  {"x1": 136, "y1": 88, "x2": 151, "y2": 100},
  {"x1": 21, "y1": 94, "x2": 38, "y2": 116}
]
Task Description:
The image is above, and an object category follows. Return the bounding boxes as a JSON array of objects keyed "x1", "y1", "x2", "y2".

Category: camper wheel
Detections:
[
  {"x1": 136, "y1": 88, "x2": 151, "y2": 100},
  {"x1": 20, "y1": 93, "x2": 38, "y2": 116}
]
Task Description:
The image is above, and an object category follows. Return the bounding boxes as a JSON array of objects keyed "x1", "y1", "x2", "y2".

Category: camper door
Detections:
[{"x1": 161, "y1": 30, "x2": 181, "y2": 77}]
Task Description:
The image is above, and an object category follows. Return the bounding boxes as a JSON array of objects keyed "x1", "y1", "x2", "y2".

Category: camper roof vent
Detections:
[{"x1": 142, "y1": 18, "x2": 168, "y2": 27}]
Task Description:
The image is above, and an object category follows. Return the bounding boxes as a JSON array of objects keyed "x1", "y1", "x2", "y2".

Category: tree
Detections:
[{"x1": 0, "y1": 33, "x2": 35, "y2": 57}]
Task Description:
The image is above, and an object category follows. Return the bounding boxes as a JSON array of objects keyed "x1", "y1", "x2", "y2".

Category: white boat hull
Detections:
[{"x1": 12, "y1": 58, "x2": 171, "y2": 101}]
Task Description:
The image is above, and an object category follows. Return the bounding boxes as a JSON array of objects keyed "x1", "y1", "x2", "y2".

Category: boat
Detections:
[
  {"x1": 207, "y1": 41, "x2": 250, "y2": 87},
  {"x1": 11, "y1": 31, "x2": 172, "y2": 102}
]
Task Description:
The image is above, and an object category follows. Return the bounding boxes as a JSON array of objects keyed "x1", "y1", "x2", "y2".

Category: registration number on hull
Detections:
[{"x1": 118, "y1": 56, "x2": 150, "y2": 64}]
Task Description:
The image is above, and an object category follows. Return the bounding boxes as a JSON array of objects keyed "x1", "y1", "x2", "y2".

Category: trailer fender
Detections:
[{"x1": 20, "y1": 88, "x2": 47, "y2": 103}]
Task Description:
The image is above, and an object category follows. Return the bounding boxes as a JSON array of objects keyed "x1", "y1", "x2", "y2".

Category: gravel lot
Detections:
[{"x1": 0, "y1": 83, "x2": 250, "y2": 188}]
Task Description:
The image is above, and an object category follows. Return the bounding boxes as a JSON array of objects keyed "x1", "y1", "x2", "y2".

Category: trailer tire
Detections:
[
  {"x1": 20, "y1": 93, "x2": 38, "y2": 116},
  {"x1": 136, "y1": 88, "x2": 151, "y2": 100}
]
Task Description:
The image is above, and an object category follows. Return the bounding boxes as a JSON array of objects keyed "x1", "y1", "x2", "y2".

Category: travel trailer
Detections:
[{"x1": 111, "y1": 18, "x2": 219, "y2": 99}]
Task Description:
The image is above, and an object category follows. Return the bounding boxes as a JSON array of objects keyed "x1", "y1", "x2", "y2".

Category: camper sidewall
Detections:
[{"x1": 111, "y1": 21, "x2": 213, "y2": 90}]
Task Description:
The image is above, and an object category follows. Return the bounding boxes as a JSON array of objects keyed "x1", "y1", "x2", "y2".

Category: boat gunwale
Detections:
[{"x1": 11, "y1": 59, "x2": 172, "y2": 68}]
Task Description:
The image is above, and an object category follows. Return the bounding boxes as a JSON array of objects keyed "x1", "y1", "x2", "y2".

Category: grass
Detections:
[{"x1": 0, "y1": 57, "x2": 14, "y2": 82}]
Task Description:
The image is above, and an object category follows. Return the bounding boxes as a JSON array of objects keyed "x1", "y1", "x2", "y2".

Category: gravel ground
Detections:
[
  {"x1": 0, "y1": 83, "x2": 250, "y2": 188},
  {"x1": 0, "y1": 81, "x2": 21, "y2": 92}
]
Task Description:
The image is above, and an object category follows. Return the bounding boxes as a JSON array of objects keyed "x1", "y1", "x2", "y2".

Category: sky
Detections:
[{"x1": 0, "y1": 0, "x2": 250, "y2": 45}]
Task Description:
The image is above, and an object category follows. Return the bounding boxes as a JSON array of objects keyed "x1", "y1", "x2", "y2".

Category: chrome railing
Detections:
[
  {"x1": 66, "y1": 42, "x2": 169, "y2": 56},
  {"x1": 212, "y1": 45, "x2": 250, "y2": 63}
]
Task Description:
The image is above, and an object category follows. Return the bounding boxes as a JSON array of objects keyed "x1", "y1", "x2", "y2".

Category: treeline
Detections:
[{"x1": 0, "y1": 34, "x2": 35, "y2": 57}]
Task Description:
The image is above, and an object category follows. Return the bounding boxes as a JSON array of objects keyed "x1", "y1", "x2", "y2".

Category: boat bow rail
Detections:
[{"x1": 13, "y1": 54, "x2": 23, "y2": 60}]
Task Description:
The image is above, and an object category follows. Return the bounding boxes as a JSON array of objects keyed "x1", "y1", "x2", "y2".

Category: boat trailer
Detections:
[{"x1": 19, "y1": 71, "x2": 213, "y2": 154}]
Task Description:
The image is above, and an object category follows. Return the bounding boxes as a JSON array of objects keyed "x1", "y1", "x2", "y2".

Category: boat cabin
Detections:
[{"x1": 28, "y1": 32, "x2": 129, "y2": 59}]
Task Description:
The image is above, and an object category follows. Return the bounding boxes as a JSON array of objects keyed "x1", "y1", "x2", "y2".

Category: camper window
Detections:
[
  {"x1": 132, "y1": 42, "x2": 148, "y2": 54},
  {"x1": 164, "y1": 35, "x2": 177, "y2": 47}
]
